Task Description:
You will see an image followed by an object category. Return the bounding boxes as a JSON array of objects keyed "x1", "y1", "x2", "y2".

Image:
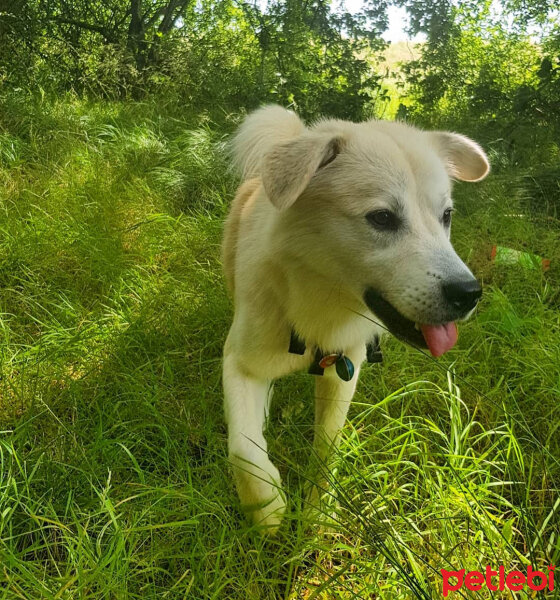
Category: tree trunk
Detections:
[
  {"x1": 127, "y1": 0, "x2": 146, "y2": 70},
  {"x1": 146, "y1": 0, "x2": 190, "y2": 67}
]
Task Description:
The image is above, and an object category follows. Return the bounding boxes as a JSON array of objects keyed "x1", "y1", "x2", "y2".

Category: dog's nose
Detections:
[{"x1": 442, "y1": 278, "x2": 482, "y2": 314}]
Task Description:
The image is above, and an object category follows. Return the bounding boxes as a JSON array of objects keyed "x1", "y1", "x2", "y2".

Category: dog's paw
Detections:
[
  {"x1": 231, "y1": 456, "x2": 287, "y2": 533},
  {"x1": 302, "y1": 483, "x2": 341, "y2": 535},
  {"x1": 302, "y1": 502, "x2": 340, "y2": 536},
  {"x1": 246, "y1": 490, "x2": 287, "y2": 534}
]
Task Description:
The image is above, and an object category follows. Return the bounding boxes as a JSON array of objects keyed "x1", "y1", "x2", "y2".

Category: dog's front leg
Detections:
[
  {"x1": 307, "y1": 346, "x2": 365, "y2": 512},
  {"x1": 223, "y1": 353, "x2": 286, "y2": 532}
]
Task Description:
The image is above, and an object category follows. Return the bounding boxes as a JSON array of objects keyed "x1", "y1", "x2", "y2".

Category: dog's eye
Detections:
[
  {"x1": 366, "y1": 210, "x2": 399, "y2": 231},
  {"x1": 442, "y1": 208, "x2": 453, "y2": 227}
]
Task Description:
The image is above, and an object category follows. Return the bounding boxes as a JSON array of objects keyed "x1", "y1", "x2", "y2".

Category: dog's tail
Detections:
[{"x1": 232, "y1": 105, "x2": 305, "y2": 179}]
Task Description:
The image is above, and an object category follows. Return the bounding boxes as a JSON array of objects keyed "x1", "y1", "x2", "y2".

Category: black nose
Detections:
[{"x1": 442, "y1": 278, "x2": 482, "y2": 314}]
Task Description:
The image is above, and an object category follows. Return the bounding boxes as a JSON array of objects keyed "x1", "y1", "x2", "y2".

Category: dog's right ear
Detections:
[{"x1": 261, "y1": 134, "x2": 342, "y2": 210}]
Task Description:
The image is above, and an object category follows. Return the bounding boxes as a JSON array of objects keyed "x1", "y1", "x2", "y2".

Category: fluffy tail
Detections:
[{"x1": 232, "y1": 105, "x2": 305, "y2": 179}]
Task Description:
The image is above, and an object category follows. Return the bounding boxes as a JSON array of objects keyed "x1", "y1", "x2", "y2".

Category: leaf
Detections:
[{"x1": 503, "y1": 518, "x2": 515, "y2": 544}]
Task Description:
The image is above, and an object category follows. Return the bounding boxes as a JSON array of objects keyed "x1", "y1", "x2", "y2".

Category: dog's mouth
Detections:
[{"x1": 363, "y1": 288, "x2": 458, "y2": 357}]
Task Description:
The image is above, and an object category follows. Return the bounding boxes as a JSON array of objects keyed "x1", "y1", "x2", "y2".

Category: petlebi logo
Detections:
[{"x1": 441, "y1": 565, "x2": 555, "y2": 596}]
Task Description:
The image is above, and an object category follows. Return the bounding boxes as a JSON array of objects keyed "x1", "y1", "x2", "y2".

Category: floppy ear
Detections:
[
  {"x1": 261, "y1": 133, "x2": 342, "y2": 210},
  {"x1": 431, "y1": 132, "x2": 490, "y2": 182}
]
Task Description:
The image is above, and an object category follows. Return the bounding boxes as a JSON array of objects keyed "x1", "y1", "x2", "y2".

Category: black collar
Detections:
[{"x1": 288, "y1": 329, "x2": 382, "y2": 381}]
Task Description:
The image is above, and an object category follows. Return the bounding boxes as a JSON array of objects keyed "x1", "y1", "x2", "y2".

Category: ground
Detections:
[{"x1": 0, "y1": 95, "x2": 558, "y2": 599}]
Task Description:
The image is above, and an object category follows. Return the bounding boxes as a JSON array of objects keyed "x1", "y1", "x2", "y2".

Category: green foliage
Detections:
[
  {"x1": 0, "y1": 0, "x2": 391, "y2": 120},
  {"x1": 399, "y1": 1, "x2": 560, "y2": 144}
]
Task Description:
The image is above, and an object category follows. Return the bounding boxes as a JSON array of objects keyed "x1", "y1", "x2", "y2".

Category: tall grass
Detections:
[{"x1": 0, "y1": 92, "x2": 558, "y2": 599}]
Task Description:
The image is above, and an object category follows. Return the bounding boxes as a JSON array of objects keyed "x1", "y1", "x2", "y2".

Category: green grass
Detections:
[{"x1": 0, "y1": 92, "x2": 558, "y2": 599}]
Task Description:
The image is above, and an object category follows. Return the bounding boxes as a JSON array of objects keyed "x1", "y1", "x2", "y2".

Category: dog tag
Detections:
[
  {"x1": 335, "y1": 355, "x2": 354, "y2": 381},
  {"x1": 319, "y1": 353, "x2": 340, "y2": 369}
]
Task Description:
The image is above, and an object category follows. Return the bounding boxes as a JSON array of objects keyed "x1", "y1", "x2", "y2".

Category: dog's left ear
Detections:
[
  {"x1": 262, "y1": 133, "x2": 343, "y2": 210},
  {"x1": 430, "y1": 132, "x2": 490, "y2": 182}
]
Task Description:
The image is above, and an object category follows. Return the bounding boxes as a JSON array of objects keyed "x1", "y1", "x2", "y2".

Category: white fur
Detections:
[
  {"x1": 223, "y1": 105, "x2": 489, "y2": 531},
  {"x1": 232, "y1": 105, "x2": 305, "y2": 179}
]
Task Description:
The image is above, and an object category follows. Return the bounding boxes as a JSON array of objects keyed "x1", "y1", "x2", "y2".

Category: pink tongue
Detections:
[{"x1": 420, "y1": 322, "x2": 458, "y2": 357}]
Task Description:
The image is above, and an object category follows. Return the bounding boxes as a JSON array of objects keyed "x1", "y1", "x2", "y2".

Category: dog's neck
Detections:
[
  {"x1": 288, "y1": 327, "x2": 383, "y2": 381},
  {"x1": 279, "y1": 263, "x2": 380, "y2": 352}
]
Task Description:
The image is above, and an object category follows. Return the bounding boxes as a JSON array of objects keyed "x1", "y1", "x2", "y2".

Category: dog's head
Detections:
[{"x1": 261, "y1": 118, "x2": 489, "y2": 357}]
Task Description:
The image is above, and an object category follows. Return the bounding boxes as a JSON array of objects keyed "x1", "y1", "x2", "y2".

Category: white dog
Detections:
[{"x1": 222, "y1": 105, "x2": 489, "y2": 531}]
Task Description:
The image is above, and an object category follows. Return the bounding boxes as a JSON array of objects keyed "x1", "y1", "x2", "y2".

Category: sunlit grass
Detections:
[{"x1": 0, "y1": 93, "x2": 558, "y2": 598}]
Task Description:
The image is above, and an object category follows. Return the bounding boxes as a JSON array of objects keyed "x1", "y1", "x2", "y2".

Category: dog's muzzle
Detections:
[
  {"x1": 363, "y1": 277, "x2": 482, "y2": 356},
  {"x1": 441, "y1": 278, "x2": 482, "y2": 315}
]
